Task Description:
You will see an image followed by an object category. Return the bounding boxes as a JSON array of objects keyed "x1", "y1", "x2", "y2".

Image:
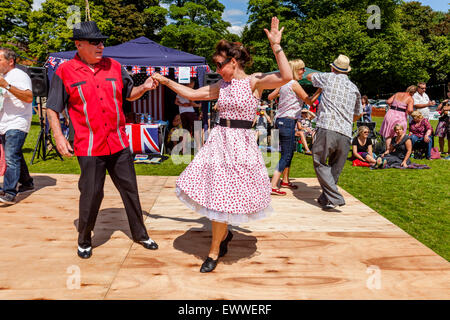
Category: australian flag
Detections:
[{"x1": 125, "y1": 124, "x2": 160, "y2": 154}]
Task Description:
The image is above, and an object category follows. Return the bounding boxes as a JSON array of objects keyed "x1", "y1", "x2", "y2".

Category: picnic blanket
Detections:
[{"x1": 371, "y1": 162, "x2": 430, "y2": 170}]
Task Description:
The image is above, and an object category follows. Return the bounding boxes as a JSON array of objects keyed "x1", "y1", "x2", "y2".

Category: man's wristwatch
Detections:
[{"x1": 5, "y1": 83, "x2": 11, "y2": 90}]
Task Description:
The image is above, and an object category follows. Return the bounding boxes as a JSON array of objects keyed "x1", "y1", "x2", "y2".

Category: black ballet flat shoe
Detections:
[
  {"x1": 219, "y1": 231, "x2": 233, "y2": 257},
  {"x1": 200, "y1": 257, "x2": 218, "y2": 273}
]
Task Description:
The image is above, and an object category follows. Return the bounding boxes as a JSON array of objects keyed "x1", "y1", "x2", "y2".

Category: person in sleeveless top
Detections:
[
  {"x1": 267, "y1": 60, "x2": 321, "y2": 196},
  {"x1": 352, "y1": 125, "x2": 383, "y2": 167},
  {"x1": 380, "y1": 85, "x2": 416, "y2": 151},
  {"x1": 380, "y1": 124, "x2": 412, "y2": 168},
  {"x1": 151, "y1": 17, "x2": 292, "y2": 273}
]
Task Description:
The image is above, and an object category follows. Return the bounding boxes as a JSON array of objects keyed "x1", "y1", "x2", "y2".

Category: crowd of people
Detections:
[{"x1": 1, "y1": 18, "x2": 448, "y2": 275}]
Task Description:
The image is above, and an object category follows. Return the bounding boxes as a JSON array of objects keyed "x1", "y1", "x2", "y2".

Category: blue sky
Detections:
[{"x1": 33, "y1": 0, "x2": 449, "y2": 35}]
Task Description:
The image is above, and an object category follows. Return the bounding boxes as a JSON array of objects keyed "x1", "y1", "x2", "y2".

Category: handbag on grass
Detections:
[{"x1": 430, "y1": 147, "x2": 441, "y2": 159}]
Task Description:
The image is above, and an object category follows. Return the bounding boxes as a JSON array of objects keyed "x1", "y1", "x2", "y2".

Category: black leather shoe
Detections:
[
  {"x1": 219, "y1": 231, "x2": 233, "y2": 257},
  {"x1": 77, "y1": 246, "x2": 92, "y2": 259},
  {"x1": 322, "y1": 202, "x2": 336, "y2": 210},
  {"x1": 140, "y1": 238, "x2": 158, "y2": 250},
  {"x1": 200, "y1": 257, "x2": 218, "y2": 273}
]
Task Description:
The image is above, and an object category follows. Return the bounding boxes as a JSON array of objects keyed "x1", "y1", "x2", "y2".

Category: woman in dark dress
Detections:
[{"x1": 380, "y1": 124, "x2": 412, "y2": 168}]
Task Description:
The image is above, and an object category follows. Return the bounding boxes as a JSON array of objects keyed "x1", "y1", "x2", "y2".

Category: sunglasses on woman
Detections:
[{"x1": 215, "y1": 57, "x2": 232, "y2": 70}]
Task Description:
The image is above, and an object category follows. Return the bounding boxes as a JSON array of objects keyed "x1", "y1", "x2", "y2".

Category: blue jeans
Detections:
[
  {"x1": 410, "y1": 134, "x2": 433, "y2": 159},
  {"x1": 275, "y1": 118, "x2": 297, "y2": 172},
  {"x1": 0, "y1": 129, "x2": 32, "y2": 196}
]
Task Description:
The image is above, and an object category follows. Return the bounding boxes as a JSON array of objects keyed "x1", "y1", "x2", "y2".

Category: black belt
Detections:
[
  {"x1": 390, "y1": 106, "x2": 406, "y2": 112},
  {"x1": 219, "y1": 118, "x2": 253, "y2": 129}
]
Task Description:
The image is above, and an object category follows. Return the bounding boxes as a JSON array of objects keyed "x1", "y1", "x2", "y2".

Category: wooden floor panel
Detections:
[{"x1": 0, "y1": 174, "x2": 448, "y2": 299}]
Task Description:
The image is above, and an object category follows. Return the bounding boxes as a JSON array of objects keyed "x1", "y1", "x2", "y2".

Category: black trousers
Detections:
[{"x1": 77, "y1": 148, "x2": 149, "y2": 248}]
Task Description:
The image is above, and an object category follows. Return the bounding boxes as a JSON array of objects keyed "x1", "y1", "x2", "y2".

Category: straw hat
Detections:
[
  {"x1": 301, "y1": 108, "x2": 316, "y2": 118},
  {"x1": 330, "y1": 54, "x2": 351, "y2": 73}
]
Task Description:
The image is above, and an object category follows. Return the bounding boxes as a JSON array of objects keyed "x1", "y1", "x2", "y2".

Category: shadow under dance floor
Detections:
[{"x1": 0, "y1": 174, "x2": 448, "y2": 299}]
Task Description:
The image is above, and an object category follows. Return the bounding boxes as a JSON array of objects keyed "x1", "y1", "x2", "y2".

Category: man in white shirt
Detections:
[
  {"x1": 413, "y1": 82, "x2": 435, "y2": 120},
  {"x1": 0, "y1": 47, "x2": 34, "y2": 205}
]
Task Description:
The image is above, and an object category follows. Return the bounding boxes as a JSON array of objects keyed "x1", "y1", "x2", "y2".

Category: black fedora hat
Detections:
[{"x1": 70, "y1": 21, "x2": 108, "y2": 41}]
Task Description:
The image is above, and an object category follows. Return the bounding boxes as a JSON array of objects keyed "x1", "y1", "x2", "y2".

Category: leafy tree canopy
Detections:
[{"x1": 159, "y1": 0, "x2": 234, "y2": 66}]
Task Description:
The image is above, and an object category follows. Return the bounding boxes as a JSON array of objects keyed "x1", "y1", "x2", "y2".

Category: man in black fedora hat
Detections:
[{"x1": 46, "y1": 21, "x2": 160, "y2": 259}]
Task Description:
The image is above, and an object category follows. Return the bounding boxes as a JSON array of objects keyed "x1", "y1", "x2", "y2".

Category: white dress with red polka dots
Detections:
[{"x1": 176, "y1": 76, "x2": 273, "y2": 226}]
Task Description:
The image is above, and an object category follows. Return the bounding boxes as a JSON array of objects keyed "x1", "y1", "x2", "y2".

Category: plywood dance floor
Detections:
[{"x1": 0, "y1": 174, "x2": 448, "y2": 299}]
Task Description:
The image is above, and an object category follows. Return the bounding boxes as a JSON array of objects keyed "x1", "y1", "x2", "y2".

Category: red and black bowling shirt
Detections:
[{"x1": 47, "y1": 54, "x2": 134, "y2": 156}]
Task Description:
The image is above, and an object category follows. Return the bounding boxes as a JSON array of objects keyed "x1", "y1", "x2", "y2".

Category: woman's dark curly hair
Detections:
[{"x1": 212, "y1": 40, "x2": 253, "y2": 69}]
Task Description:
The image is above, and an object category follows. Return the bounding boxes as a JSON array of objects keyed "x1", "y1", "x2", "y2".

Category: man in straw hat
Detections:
[
  {"x1": 46, "y1": 21, "x2": 159, "y2": 259},
  {"x1": 306, "y1": 54, "x2": 362, "y2": 210}
]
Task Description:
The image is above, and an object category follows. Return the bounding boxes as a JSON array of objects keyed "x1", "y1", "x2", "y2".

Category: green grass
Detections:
[{"x1": 21, "y1": 115, "x2": 450, "y2": 261}]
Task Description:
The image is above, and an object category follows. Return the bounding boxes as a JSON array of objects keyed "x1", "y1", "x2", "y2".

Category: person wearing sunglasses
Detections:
[
  {"x1": 352, "y1": 125, "x2": 384, "y2": 168},
  {"x1": 413, "y1": 82, "x2": 435, "y2": 120},
  {"x1": 46, "y1": 21, "x2": 159, "y2": 260},
  {"x1": 152, "y1": 17, "x2": 292, "y2": 273}
]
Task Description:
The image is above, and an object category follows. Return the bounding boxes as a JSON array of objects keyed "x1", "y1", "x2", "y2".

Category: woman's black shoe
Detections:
[
  {"x1": 200, "y1": 257, "x2": 218, "y2": 273},
  {"x1": 219, "y1": 231, "x2": 233, "y2": 257}
]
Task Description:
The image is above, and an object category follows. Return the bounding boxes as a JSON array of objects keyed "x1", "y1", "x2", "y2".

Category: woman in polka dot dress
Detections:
[{"x1": 152, "y1": 17, "x2": 292, "y2": 273}]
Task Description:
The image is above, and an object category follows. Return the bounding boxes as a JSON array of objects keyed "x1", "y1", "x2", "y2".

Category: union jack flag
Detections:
[
  {"x1": 48, "y1": 57, "x2": 56, "y2": 67},
  {"x1": 146, "y1": 66, "x2": 155, "y2": 76},
  {"x1": 190, "y1": 66, "x2": 197, "y2": 78},
  {"x1": 132, "y1": 65, "x2": 141, "y2": 74},
  {"x1": 160, "y1": 66, "x2": 169, "y2": 76},
  {"x1": 205, "y1": 65, "x2": 211, "y2": 73},
  {"x1": 174, "y1": 67, "x2": 179, "y2": 78},
  {"x1": 125, "y1": 123, "x2": 160, "y2": 154}
]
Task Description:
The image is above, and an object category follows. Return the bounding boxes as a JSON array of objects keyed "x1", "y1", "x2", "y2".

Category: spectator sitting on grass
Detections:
[
  {"x1": 296, "y1": 108, "x2": 316, "y2": 155},
  {"x1": 380, "y1": 124, "x2": 412, "y2": 168},
  {"x1": 352, "y1": 125, "x2": 383, "y2": 168},
  {"x1": 409, "y1": 110, "x2": 433, "y2": 160}
]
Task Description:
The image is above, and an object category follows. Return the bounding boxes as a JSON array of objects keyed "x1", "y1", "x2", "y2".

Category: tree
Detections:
[
  {"x1": 159, "y1": 0, "x2": 233, "y2": 65},
  {"x1": 27, "y1": 0, "x2": 168, "y2": 63},
  {"x1": 242, "y1": 0, "x2": 299, "y2": 74},
  {"x1": 95, "y1": 0, "x2": 167, "y2": 45},
  {"x1": 242, "y1": 0, "x2": 441, "y2": 96},
  {"x1": 398, "y1": 2, "x2": 449, "y2": 88},
  {"x1": 28, "y1": 0, "x2": 111, "y2": 63},
  {"x1": 0, "y1": 0, "x2": 33, "y2": 58}
]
